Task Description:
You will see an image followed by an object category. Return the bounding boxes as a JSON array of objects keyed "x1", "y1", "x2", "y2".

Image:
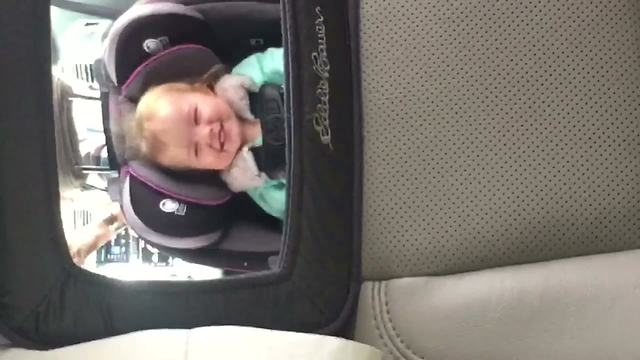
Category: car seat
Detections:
[
  {"x1": 351, "y1": 0, "x2": 640, "y2": 358},
  {"x1": 96, "y1": 0, "x2": 285, "y2": 272}
]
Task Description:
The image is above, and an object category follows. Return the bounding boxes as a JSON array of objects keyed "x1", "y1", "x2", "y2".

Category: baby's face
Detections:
[{"x1": 149, "y1": 89, "x2": 242, "y2": 170}]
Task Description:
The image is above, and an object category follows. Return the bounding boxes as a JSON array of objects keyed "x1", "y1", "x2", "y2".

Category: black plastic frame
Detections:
[{"x1": 0, "y1": 0, "x2": 362, "y2": 349}]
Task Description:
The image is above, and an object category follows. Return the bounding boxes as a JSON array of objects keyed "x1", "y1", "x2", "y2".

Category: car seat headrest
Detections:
[
  {"x1": 122, "y1": 44, "x2": 221, "y2": 102},
  {"x1": 103, "y1": 2, "x2": 215, "y2": 86},
  {"x1": 123, "y1": 174, "x2": 228, "y2": 249},
  {"x1": 105, "y1": 45, "x2": 220, "y2": 164},
  {"x1": 126, "y1": 160, "x2": 232, "y2": 205},
  {"x1": 120, "y1": 168, "x2": 282, "y2": 253}
]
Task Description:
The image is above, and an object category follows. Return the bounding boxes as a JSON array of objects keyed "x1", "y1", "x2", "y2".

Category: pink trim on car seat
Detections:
[
  {"x1": 122, "y1": 44, "x2": 211, "y2": 93},
  {"x1": 103, "y1": 2, "x2": 204, "y2": 84},
  {"x1": 123, "y1": 165, "x2": 232, "y2": 206}
]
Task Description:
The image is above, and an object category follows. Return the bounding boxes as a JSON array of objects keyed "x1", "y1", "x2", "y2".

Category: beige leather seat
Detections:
[
  {"x1": 353, "y1": 0, "x2": 640, "y2": 359},
  {"x1": 0, "y1": 326, "x2": 381, "y2": 360}
]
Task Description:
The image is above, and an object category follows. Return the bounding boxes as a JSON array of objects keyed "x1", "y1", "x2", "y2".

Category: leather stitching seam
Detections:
[{"x1": 381, "y1": 282, "x2": 426, "y2": 360}]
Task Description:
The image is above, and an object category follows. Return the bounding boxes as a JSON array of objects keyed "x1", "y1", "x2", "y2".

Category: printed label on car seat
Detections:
[
  {"x1": 159, "y1": 198, "x2": 187, "y2": 216},
  {"x1": 311, "y1": 6, "x2": 333, "y2": 150},
  {"x1": 143, "y1": 36, "x2": 170, "y2": 55}
]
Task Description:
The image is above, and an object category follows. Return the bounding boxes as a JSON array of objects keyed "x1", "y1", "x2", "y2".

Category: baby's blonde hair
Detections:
[{"x1": 125, "y1": 65, "x2": 228, "y2": 166}]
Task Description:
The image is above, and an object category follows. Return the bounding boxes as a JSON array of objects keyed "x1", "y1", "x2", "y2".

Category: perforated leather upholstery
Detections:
[
  {"x1": 355, "y1": 0, "x2": 640, "y2": 358},
  {"x1": 360, "y1": 0, "x2": 640, "y2": 280}
]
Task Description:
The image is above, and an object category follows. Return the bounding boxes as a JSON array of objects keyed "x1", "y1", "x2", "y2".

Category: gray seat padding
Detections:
[
  {"x1": 360, "y1": 0, "x2": 640, "y2": 280},
  {"x1": 355, "y1": 249, "x2": 640, "y2": 360},
  {"x1": 355, "y1": 0, "x2": 640, "y2": 358}
]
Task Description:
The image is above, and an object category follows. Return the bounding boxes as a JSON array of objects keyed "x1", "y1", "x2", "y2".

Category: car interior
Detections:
[{"x1": 1, "y1": 0, "x2": 639, "y2": 359}]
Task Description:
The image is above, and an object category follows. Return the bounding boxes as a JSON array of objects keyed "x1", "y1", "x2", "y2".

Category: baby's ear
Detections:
[{"x1": 123, "y1": 113, "x2": 144, "y2": 159}]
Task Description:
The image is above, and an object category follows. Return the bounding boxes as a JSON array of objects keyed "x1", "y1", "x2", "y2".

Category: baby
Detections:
[{"x1": 127, "y1": 47, "x2": 286, "y2": 220}]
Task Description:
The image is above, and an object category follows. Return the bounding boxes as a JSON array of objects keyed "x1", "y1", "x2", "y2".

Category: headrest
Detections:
[
  {"x1": 103, "y1": 2, "x2": 216, "y2": 86},
  {"x1": 122, "y1": 44, "x2": 221, "y2": 102},
  {"x1": 120, "y1": 163, "x2": 282, "y2": 253},
  {"x1": 126, "y1": 160, "x2": 232, "y2": 205},
  {"x1": 122, "y1": 174, "x2": 227, "y2": 249}
]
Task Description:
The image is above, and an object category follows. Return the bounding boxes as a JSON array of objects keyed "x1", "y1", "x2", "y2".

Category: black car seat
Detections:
[{"x1": 97, "y1": 0, "x2": 285, "y2": 272}]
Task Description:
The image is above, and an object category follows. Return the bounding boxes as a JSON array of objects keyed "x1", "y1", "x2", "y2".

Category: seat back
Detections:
[{"x1": 354, "y1": 0, "x2": 640, "y2": 358}]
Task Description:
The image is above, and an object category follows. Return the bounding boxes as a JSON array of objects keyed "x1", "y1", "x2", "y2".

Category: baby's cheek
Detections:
[{"x1": 224, "y1": 154, "x2": 235, "y2": 169}]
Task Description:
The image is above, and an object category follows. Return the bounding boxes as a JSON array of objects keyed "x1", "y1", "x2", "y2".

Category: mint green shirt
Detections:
[{"x1": 231, "y1": 48, "x2": 286, "y2": 220}]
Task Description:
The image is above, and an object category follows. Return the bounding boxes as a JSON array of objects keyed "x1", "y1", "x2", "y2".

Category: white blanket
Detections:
[{"x1": 0, "y1": 326, "x2": 381, "y2": 360}]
